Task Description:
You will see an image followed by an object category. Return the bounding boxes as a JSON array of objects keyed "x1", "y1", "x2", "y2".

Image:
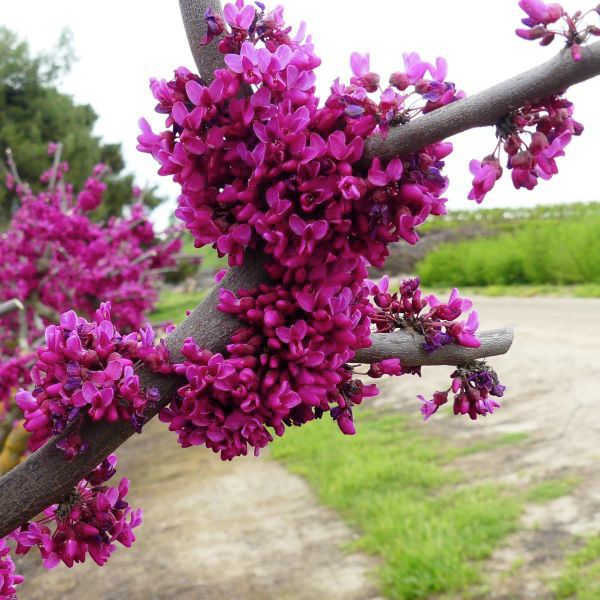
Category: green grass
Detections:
[
  {"x1": 417, "y1": 217, "x2": 600, "y2": 288},
  {"x1": 526, "y1": 476, "x2": 582, "y2": 504},
  {"x1": 458, "y1": 432, "x2": 529, "y2": 456},
  {"x1": 183, "y1": 237, "x2": 228, "y2": 272},
  {"x1": 553, "y1": 536, "x2": 600, "y2": 599},
  {"x1": 271, "y1": 411, "x2": 524, "y2": 599},
  {"x1": 149, "y1": 290, "x2": 207, "y2": 325}
]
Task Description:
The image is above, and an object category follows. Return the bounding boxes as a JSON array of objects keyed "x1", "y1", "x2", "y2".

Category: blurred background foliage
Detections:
[{"x1": 0, "y1": 26, "x2": 163, "y2": 225}]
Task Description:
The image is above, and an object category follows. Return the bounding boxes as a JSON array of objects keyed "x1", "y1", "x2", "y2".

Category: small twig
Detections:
[
  {"x1": 354, "y1": 328, "x2": 514, "y2": 365},
  {"x1": 0, "y1": 299, "x2": 24, "y2": 318},
  {"x1": 48, "y1": 143, "x2": 63, "y2": 191},
  {"x1": 17, "y1": 308, "x2": 29, "y2": 352},
  {"x1": 4, "y1": 149, "x2": 28, "y2": 192}
]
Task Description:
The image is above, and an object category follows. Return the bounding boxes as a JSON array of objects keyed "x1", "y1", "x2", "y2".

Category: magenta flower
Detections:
[
  {"x1": 12, "y1": 455, "x2": 142, "y2": 569},
  {"x1": 368, "y1": 157, "x2": 403, "y2": 187},
  {"x1": 427, "y1": 287, "x2": 473, "y2": 321},
  {"x1": 349, "y1": 52, "x2": 380, "y2": 92},
  {"x1": 402, "y1": 52, "x2": 429, "y2": 84},
  {"x1": 0, "y1": 537, "x2": 23, "y2": 598},
  {"x1": 447, "y1": 312, "x2": 481, "y2": 348},
  {"x1": 418, "y1": 390, "x2": 448, "y2": 420},
  {"x1": 223, "y1": 0, "x2": 255, "y2": 30},
  {"x1": 467, "y1": 158, "x2": 502, "y2": 203},
  {"x1": 518, "y1": 0, "x2": 563, "y2": 26}
]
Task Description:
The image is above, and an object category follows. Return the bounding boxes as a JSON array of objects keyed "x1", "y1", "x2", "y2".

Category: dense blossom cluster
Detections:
[
  {"x1": 369, "y1": 275, "x2": 481, "y2": 352},
  {"x1": 10, "y1": 455, "x2": 141, "y2": 569},
  {"x1": 468, "y1": 95, "x2": 583, "y2": 203},
  {"x1": 0, "y1": 536, "x2": 23, "y2": 600},
  {"x1": 0, "y1": 154, "x2": 181, "y2": 348},
  {"x1": 419, "y1": 361, "x2": 505, "y2": 421},
  {"x1": 9, "y1": 0, "x2": 596, "y2": 593},
  {"x1": 138, "y1": 0, "x2": 473, "y2": 459},
  {"x1": 516, "y1": 0, "x2": 600, "y2": 60},
  {"x1": 0, "y1": 150, "x2": 181, "y2": 473},
  {"x1": 15, "y1": 303, "x2": 171, "y2": 457}
]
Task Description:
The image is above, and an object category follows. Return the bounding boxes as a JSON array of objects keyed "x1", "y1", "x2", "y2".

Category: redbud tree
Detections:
[
  {"x1": 1, "y1": 0, "x2": 599, "y2": 595},
  {"x1": 0, "y1": 145, "x2": 182, "y2": 470}
]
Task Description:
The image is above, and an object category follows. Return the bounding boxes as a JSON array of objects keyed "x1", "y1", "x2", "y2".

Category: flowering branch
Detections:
[
  {"x1": 3, "y1": 0, "x2": 595, "y2": 544},
  {"x1": 355, "y1": 328, "x2": 513, "y2": 365},
  {"x1": 363, "y1": 40, "x2": 600, "y2": 162}
]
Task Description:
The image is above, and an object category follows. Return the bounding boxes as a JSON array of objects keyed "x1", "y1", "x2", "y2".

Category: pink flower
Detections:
[
  {"x1": 223, "y1": 0, "x2": 255, "y2": 30},
  {"x1": 467, "y1": 158, "x2": 502, "y2": 203},
  {"x1": 368, "y1": 157, "x2": 403, "y2": 187},
  {"x1": 418, "y1": 390, "x2": 448, "y2": 420},
  {"x1": 518, "y1": 0, "x2": 563, "y2": 26},
  {"x1": 447, "y1": 312, "x2": 481, "y2": 348}
]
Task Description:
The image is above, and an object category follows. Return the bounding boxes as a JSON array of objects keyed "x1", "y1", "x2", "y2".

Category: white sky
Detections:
[{"x1": 3, "y1": 0, "x2": 599, "y2": 228}]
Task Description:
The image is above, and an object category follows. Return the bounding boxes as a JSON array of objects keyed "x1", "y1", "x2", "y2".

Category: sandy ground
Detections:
[{"x1": 12, "y1": 297, "x2": 600, "y2": 599}]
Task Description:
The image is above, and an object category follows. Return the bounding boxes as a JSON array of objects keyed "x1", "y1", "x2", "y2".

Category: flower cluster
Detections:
[
  {"x1": 0, "y1": 536, "x2": 23, "y2": 599},
  {"x1": 468, "y1": 94, "x2": 583, "y2": 202},
  {"x1": 419, "y1": 360, "x2": 505, "y2": 420},
  {"x1": 160, "y1": 284, "x2": 379, "y2": 460},
  {"x1": 0, "y1": 355, "x2": 32, "y2": 413},
  {"x1": 10, "y1": 454, "x2": 142, "y2": 569},
  {"x1": 367, "y1": 276, "x2": 496, "y2": 419},
  {"x1": 15, "y1": 303, "x2": 171, "y2": 457},
  {"x1": 138, "y1": 0, "x2": 470, "y2": 458},
  {"x1": 516, "y1": 0, "x2": 600, "y2": 60},
  {"x1": 0, "y1": 151, "x2": 181, "y2": 453},
  {"x1": 0, "y1": 150, "x2": 181, "y2": 354},
  {"x1": 369, "y1": 276, "x2": 481, "y2": 351}
]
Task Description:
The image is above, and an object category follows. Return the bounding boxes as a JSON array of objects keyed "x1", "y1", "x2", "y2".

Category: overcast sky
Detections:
[{"x1": 3, "y1": 0, "x2": 599, "y2": 227}]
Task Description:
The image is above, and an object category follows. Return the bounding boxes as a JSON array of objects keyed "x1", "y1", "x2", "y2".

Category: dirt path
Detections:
[
  {"x1": 15, "y1": 417, "x2": 381, "y2": 599},
  {"x1": 374, "y1": 296, "x2": 600, "y2": 599},
  {"x1": 13, "y1": 297, "x2": 600, "y2": 599}
]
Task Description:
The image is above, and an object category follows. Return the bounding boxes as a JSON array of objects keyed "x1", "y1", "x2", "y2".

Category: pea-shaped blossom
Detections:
[
  {"x1": 16, "y1": 303, "x2": 172, "y2": 457},
  {"x1": 11, "y1": 454, "x2": 142, "y2": 569}
]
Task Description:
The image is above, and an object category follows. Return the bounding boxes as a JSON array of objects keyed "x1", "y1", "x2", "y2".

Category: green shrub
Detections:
[{"x1": 417, "y1": 217, "x2": 600, "y2": 287}]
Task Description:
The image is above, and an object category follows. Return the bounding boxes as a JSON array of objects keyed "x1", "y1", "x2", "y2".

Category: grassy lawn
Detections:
[
  {"x1": 526, "y1": 476, "x2": 582, "y2": 504},
  {"x1": 553, "y1": 536, "x2": 600, "y2": 599},
  {"x1": 149, "y1": 289, "x2": 207, "y2": 325},
  {"x1": 271, "y1": 410, "x2": 525, "y2": 599}
]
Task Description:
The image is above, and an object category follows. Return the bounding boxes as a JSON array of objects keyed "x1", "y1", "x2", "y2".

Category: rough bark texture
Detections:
[
  {"x1": 0, "y1": 0, "x2": 595, "y2": 537},
  {"x1": 178, "y1": 0, "x2": 225, "y2": 84},
  {"x1": 355, "y1": 328, "x2": 514, "y2": 365}
]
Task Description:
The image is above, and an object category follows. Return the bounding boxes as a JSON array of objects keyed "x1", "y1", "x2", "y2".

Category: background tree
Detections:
[{"x1": 0, "y1": 26, "x2": 163, "y2": 224}]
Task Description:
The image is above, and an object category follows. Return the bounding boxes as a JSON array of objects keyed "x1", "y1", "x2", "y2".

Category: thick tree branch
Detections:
[
  {"x1": 1, "y1": 2, "x2": 595, "y2": 538},
  {"x1": 364, "y1": 41, "x2": 600, "y2": 162},
  {"x1": 178, "y1": 0, "x2": 226, "y2": 84}
]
